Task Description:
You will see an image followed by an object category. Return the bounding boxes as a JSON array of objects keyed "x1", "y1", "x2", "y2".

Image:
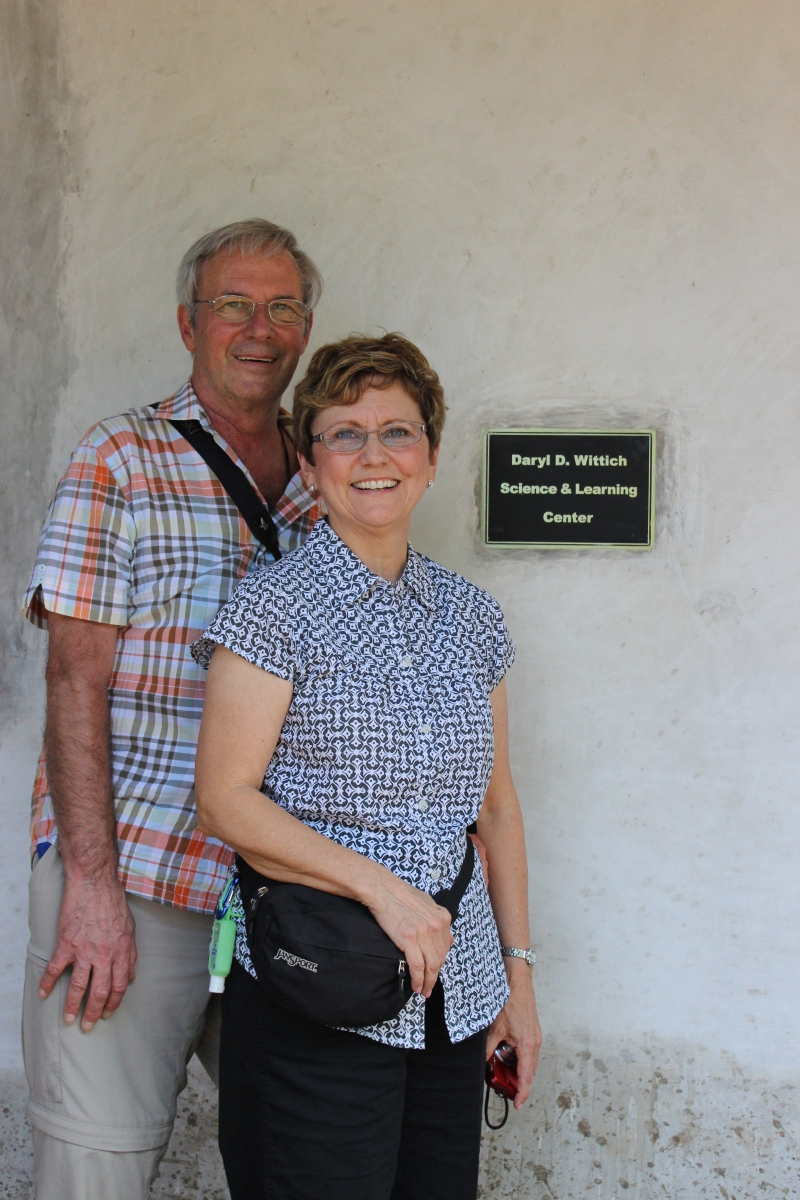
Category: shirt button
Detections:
[
  {"x1": 420, "y1": 724, "x2": 431, "y2": 734},
  {"x1": 416, "y1": 799, "x2": 429, "y2": 812},
  {"x1": 400, "y1": 656, "x2": 412, "y2": 668},
  {"x1": 429, "y1": 867, "x2": 441, "y2": 882}
]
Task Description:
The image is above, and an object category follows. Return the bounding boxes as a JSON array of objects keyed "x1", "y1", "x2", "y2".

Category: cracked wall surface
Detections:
[{"x1": 2, "y1": 1, "x2": 800, "y2": 1196}]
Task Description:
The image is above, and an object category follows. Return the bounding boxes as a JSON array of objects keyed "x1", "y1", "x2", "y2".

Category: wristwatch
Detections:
[{"x1": 501, "y1": 946, "x2": 536, "y2": 967}]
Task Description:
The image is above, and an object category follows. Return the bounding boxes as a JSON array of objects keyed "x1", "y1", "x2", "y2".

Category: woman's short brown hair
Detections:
[{"x1": 292, "y1": 333, "x2": 446, "y2": 461}]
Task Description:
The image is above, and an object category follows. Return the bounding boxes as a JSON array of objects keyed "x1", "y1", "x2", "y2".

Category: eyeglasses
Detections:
[
  {"x1": 196, "y1": 295, "x2": 310, "y2": 326},
  {"x1": 311, "y1": 421, "x2": 427, "y2": 453}
]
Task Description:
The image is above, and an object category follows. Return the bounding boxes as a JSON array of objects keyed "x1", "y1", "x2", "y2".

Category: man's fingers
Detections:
[
  {"x1": 38, "y1": 882, "x2": 137, "y2": 1027},
  {"x1": 38, "y1": 951, "x2": 73, "y2": 999},
  {"x1": 42, "y1": 945, "x2": 135, "y2": 1027},
  {"x1": 62, "y1": 965, "x2": 93, "y2": 1024},
  {"x1": 102, "y1": 956, "x2": 133, "y2": 1017},
  {"x1": 81, "y1": 967, "x2": 114, "y2": 1030}
]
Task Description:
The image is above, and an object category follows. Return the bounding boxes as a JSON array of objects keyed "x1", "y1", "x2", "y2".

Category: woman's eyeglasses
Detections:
[{"x1": 311, "y1": 422, "x2": 427, "y2": 454}]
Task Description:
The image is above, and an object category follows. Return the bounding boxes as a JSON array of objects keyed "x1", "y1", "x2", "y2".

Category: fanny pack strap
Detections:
[
  {"x1": 151, "y1": 407, "x2": 282, "y2": 560},
  {"x1": 239, "y1": 834, "x2": 475, "y2": 935},
  {"x1": 431, "y1": 835, "x2": 475, "y2": 923}
]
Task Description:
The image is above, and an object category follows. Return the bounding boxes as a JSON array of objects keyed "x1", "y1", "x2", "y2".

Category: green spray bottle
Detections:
[{"x1": 208, "y1": 874, "x2": 237, "y2": 993}]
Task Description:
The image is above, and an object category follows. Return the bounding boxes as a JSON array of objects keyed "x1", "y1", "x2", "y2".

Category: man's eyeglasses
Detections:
[
  {"x1": 311, "y1": 422, "x2": 427, "y2": 454},
  {"x1": 196, "y1": 295, "x2": 310, "y2": 326}
]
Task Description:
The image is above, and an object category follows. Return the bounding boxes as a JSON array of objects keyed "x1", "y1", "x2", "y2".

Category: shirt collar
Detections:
[
  {"x1": 401, "y1": 543, "x2": 439, "y2": 612},
  {"x1": 150, "y1": 380, "x2": 318, "y2": 524},
  {"x1": 151, "y1": 379, "x2": 209, "y2": 425},
  {"x1": 306, "y1": 519, "x2": 439, "y2": 613}
]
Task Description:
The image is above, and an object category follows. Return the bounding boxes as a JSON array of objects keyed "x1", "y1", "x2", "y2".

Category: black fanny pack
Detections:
[{"x1": 237, "y1": 837, "x2": 475, "y2": 1028}]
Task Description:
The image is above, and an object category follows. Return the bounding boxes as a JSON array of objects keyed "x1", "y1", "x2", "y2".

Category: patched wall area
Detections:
[{"x1": 2, "y1": 2, "x2": 799, "y2": 1196}]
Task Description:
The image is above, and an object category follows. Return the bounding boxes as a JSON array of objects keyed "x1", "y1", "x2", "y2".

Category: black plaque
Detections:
[{"x1": 484, "y1": 429, "x2": 655, "y2": 548}]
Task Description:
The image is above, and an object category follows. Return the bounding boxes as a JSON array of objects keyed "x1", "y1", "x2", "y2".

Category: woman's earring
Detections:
[{"x1": 427, "y1": 480, "x2": 434, "y2": 489}]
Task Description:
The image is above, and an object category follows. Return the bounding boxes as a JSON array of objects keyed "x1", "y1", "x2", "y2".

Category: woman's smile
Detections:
[{"x1": 351, "y1": 478, "x2": 400, "y2": 491}]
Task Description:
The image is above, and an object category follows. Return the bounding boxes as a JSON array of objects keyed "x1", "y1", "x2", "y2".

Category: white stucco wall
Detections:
[{"x1": 3, "y1": 2, "x2": 799, "y2": 1195}]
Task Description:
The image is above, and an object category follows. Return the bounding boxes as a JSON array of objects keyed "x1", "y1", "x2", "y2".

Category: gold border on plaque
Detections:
[{"x1": 482, "y1": 428, "x2": 656, "y2": 549}]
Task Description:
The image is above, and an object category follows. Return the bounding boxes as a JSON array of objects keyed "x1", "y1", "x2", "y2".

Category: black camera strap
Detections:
[
  {"x1": 484, "y1": 1088, "x2": 510, "y2": 1129},
  {"x1": 155, "y1": 411, "x2": 282, "y2": 560}
]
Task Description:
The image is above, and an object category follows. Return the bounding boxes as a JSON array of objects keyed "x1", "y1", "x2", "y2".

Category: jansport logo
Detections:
[{"x1": 274, "y1": 947, "x2": 318, "y2": 973}]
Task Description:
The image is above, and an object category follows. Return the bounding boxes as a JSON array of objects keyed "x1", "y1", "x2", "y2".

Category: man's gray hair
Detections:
[{"x1": 176, "y1": 218, "x2": 323, "y2": 320}]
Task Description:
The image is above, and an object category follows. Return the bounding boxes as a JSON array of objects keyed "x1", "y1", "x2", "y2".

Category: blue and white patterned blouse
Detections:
[{"x1": 193, "y1": 517, "x2": 514, "y2": 1048}]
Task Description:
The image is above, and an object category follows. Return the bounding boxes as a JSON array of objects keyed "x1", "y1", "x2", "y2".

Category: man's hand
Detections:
[{"x1": 39, "y1": 875, "x2": 137, "y2": 1030}]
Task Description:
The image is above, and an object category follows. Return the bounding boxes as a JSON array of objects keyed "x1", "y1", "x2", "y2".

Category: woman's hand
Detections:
[
  {"x1": 364, "y1": 867, "x2": 454, "y2": 998},
  {"x1": 486, "y1": 963, "x2": 542, "y2": 1109}
]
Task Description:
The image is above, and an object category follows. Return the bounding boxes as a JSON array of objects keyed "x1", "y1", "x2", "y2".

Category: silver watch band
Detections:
[{"x1": 500, "y1": 946, "x2": 536, "y2": 966}]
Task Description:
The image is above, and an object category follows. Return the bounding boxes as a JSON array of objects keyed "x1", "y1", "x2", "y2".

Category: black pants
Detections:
[{"x1": 219, "y1": 961, "x2": 487, "y2": 1200}]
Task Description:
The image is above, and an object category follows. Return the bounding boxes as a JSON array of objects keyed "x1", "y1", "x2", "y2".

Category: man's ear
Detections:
[
  {"x1": 299, "y1": 310, "x2": 314, "y2": 355},
  {"x1": 177, "y1": 305, "x2": 196, "y2": 353}
]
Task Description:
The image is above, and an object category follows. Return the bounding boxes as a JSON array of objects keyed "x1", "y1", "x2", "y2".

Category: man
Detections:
[{"x1": 22, "y1": 219, "x2": 322, "y2": 1198}]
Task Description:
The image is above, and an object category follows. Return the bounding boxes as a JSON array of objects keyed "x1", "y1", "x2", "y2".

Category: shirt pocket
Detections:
[
  {"x1": 421, "y1": 665, "x2": 495, "y2": 784},
  {"x1": 288, "y1": 653, "x2": 416, "y2": 789}
]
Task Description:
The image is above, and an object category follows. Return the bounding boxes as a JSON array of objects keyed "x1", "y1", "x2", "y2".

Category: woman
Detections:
[{"x1": 193, "y1": 333, "x2": 541, "y2": 1200}]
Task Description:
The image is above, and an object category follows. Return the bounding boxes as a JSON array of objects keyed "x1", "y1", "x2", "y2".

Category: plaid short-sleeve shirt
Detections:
[{"x1": 23, "y1": 380, "x2": 319, "y2": 913}]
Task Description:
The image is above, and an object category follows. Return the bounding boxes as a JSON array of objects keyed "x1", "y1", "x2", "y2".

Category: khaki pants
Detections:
[{"x1": 22, "y1": 845, "x2": 221, "y2": 1199}]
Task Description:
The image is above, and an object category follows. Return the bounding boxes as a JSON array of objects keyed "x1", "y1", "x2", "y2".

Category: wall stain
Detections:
[
  {"x1": 477, "y1": 1033, "x2": 799, "y2": 1199},
  {"x1": 0, "y1": 0, "x2": 75, "y2": 728}
]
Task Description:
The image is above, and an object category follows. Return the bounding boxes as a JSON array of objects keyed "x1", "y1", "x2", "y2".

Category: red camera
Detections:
[{"x1": 485, "y1": 1041, "x2": 518, "y2": 1100}]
